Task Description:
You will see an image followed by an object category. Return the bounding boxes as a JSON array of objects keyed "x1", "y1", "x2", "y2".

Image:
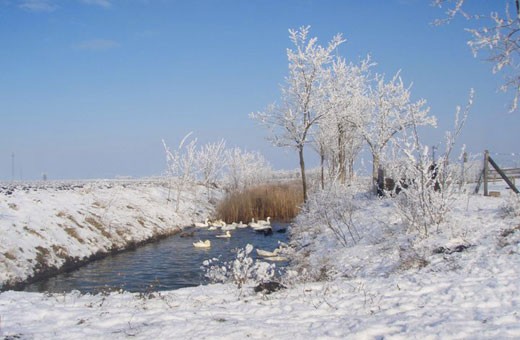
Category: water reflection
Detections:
[{"x1": 23, "y1": 224, "x2": 289, "y2": 294}]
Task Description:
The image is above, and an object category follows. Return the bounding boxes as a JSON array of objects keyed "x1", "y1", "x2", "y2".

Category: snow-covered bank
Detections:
[
  {"x1": 1, "y1": 184, "x2": 519, "y2": 339},
  {"x1": 0, "y1": 180, "x2": 218, "y2": 289}
]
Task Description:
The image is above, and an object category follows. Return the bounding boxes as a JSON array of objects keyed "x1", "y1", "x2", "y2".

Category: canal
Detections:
[{"x1": 22, "y1": 223, "x2": 290, "y2": 294}]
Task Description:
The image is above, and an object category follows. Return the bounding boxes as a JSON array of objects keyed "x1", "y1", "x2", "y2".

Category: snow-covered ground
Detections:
[
  {"x1": 0, "y1": 180, "x2": 217, "y2": 289},
  {"x1": 1, "y1": 181, "x2": 519, "y2": 339}
]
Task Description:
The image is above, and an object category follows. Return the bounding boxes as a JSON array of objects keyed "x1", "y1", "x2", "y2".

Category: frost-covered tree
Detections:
[
  {"x1": 251, "y1": 26, "x2": 344, "y2": 202},
  {"x1": 224, "y1": 147, "x2": 271, "y2": 192},
  {"x1": 196, "y1": 139, "x2": 226, "y2": 194},
  {"x1": 162, "y1": 133, "x2": 198, "y2": 212},
  {"x1": 312, "y1": 117, "x2": 336, "y2": 189},
  {"x1": 348, "y1": 72, "x2": 436, "y2": 193},
  {"x1": 434, "y1": 0, "x2": 520, "y2": 111},
  {"x1": 319, "y1": 57, "x2": 372, "y2": 185},
  {"x1": 163, "y1": 133, "x2": 273, "y2": 200}
]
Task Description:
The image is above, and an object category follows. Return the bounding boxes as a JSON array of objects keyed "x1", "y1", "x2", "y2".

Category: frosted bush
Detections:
[
  {"x1": 392, "y1": 154, "x2": 458, "y2": 235},
  {"x1": 501, "y1": 192, "x2": 520, "y2": 218},
  {"x1": 288, "y1": 184, "x2": 361, "y2": 282},
  {"x1": 391, "y1": 90, "x2": 472, "y2": 236},
  {"x1": 203, "y1": 244, "x2": 276, "y2": 290},
  {"x1": 299, "y1": 184, "x2": 360, "y2": 247},
  {"x1": 202, "y1": 258, "x2": 228, "y2": 283}
]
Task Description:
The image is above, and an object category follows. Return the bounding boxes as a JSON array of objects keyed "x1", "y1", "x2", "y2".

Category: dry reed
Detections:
[{"x1": 216, "y1": 182, "x2": 303, "y2": 223}]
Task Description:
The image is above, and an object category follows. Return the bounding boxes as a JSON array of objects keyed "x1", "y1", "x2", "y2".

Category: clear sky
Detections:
[{"x1": 1, "y1": 0, "x2": 518, "y2": 180}]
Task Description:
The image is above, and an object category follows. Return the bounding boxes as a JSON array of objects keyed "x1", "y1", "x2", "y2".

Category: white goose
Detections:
[
  {"x1": 250, "y1": 217, "x2": 272, "y2": 231},
  {"x1": 264, "y1": 255, "x2": 288, "y2": 262},
  {"x1": 193, "y1": 219, "x2": 209, "y2": 228},
  {"x1": 210, "y1": 219, "x2": 226, "y2": 228},
  {"x1": 236, "y1": 221, "x2": 247, "y2": 229},
  {"x1": 257, "y1": 217, "x2": 271, "y2": 226},
  {"x1": 215, "y1": 230, "x2": 232, "y2": 238},
  {"x1": 257, "y1": 241, "x2": 288, "y2": 258},
  {"x1": 193, "y1": 240, "x2": 211, "y2": 248},
  {"x1": 222, "y1": 223, "x2": 237, "y2": 231},
  {"x1": 256, "y1": 248, "x2": 280, "y2": 257}
]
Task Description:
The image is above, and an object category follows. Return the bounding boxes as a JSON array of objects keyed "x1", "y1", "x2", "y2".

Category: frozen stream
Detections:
[{"x1": 21, "y1": 224, "x2": 290, "y2": 294}]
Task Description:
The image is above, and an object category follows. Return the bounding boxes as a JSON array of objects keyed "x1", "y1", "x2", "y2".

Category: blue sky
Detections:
[{"x1": 1, "y1": 0, "x2": 518, "y2": 180}]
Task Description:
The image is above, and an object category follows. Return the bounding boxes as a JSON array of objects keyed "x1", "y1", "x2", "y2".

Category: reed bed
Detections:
[{"x1": 216, "y1": 182, "x2": 303, "y2": 223}]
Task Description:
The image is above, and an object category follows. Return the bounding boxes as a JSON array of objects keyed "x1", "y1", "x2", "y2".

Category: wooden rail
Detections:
[{"x1": 488, "y1": 168, "x2": 520, "y2": 181}]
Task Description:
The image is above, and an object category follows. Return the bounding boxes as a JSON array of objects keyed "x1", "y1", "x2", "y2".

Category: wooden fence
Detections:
[{"x1": 475, "y1": 150, "x2": 520, "y2": 196}]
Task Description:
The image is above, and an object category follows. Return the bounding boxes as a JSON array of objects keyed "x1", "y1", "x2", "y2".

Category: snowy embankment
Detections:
[
  {"x1": 1, "y1": 184, "x2": 519, "y2": 338},
  {"x1": 0, "y1": 180, "x2": 217, "y2": 289}
]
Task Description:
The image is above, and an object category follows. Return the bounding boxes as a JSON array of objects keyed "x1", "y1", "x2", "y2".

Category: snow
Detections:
[{"x1": 1, "y1": 181, "x2": 519, "y2": 339}]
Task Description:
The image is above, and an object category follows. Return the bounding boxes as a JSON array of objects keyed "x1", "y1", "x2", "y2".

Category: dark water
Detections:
[{"x1": 22, "y1": 224, "x2": 289, "y2": 294}]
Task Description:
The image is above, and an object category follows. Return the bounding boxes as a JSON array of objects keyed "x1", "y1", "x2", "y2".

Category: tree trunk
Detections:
[
  {"x1": 372, "y1": 153, "x2": 380, "y2": 194},
  {"x1": 298, "y1": 145, "x2": 308, "y2": 202},
  {"x1": 337, "y1": 124, "x2": 346, "y2": 184},
  {"x1": 320, "y1": 145, "x2": 325, "y2": 190},
  {"x1": 348, "y1": 157, "x2": 354, "y2": 182}
]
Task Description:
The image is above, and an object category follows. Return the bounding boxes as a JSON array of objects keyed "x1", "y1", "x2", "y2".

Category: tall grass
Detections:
[{"x1": 216, "y1": 182, "x2": 303, "y2": 223}]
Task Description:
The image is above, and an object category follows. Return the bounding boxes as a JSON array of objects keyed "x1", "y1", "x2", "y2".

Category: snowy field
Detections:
[
  {"x1": 0, "y1": 180, "x2": 217, "y2": 289},
  {"x1": 1, "y1": 181, "x2": 519, "y2": 339}
]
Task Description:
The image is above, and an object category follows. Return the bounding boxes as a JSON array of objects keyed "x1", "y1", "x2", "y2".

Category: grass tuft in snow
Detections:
[
  {"x1": 23, "y1": 226, "x2": 44, "y2": 239},
  {"x1": 34, "y1": 246, "x2": 50, "y2": 268},
  {"x1": 51, "y1": 245, "x2": 69, "y2": 259},
  {"x1": 84, "y1": 216, "x2": 111, "y2": 238},
  {"x1": 63, "y1": 227, "x2": 85, "y2": 244},
  {"x1": 3, "y1": 251, "x2": 16, "y2": 261}
]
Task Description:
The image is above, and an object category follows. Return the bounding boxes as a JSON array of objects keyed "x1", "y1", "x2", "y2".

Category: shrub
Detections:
[
  {"x1": 203, "y1": 244, "x2": 277, "y2": 290},
  {"x1": 299, "y1": 185, "x2": 360, "y2": 247},
  {"x1": 390, "y1": 90, "x2": 472, "y2": 235},
  {"x1": 501, "y1": 192, "x2": 520, "y2": 218},
  {"x1": 287, "y1": 184, "x2": 362, "y2": 282}
]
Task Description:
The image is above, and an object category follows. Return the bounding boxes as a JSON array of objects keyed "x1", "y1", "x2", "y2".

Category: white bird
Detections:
[
  {"x1": 210, "y1": 219, "x2": 226, "y2": 228},
  {"x1": 193, "y1": 240, "x2": 211, "y2": 248},
  {"x1": 264, "y1": 256, "x2": 287, "y2": 262},
  {"x1": 193, "y1": 219, "x2": 209, "y2": 228},
  {"x1": 222, "y1": 223, "x2": 237, "y2": 231},
  {"x1": 256, "y1": 248, "x2": 280, "y2": 257},
  {"x1": 236, "y1": 221, "x2": 247, "y2": 228},
  {"x1": 257, "y1": 217, "x2": 271, "y2": 226},
  {"x1": 215, "y1": 230, "x2": 231, "y2": 238},
  {"x1": 250, "y1": 217, "x2": 272, "y2": 231}
]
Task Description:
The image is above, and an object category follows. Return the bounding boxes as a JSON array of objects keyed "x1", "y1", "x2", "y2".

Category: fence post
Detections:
[{"x1": 484, "y1": 150, "x2": 489, "y2": 196}]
